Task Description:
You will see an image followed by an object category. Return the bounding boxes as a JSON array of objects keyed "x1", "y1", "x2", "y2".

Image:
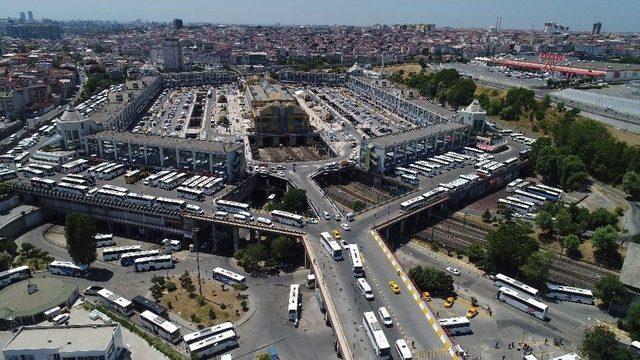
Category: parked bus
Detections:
[
  {"x1": 18, "y1": 166, "x2": 44, "y2": 178},
  {"x1": 96, "y1": 288, "x2": 134, "y2": 316},
  {"x1": 182, "y1": 175, "x2": 201, "y2": 188},
  {"x1": 215, "y1": 199, "x2": 250, "y2": 214},
  {"x1": 120, "y1": 249, "x2": 161, "y2": 266},
  {"x1": 13, "y1": 151, "x2": 29, "y2": 165},
  {"x1": 95, "y1": 189, "x2": 127, "y2": 202},
  {"x1": 101, "y1": 164, "x2": 126, "y2": 180},
  {"x1": 494, "y1": 273, "x2": 539, "y2": 297},
  {"x1": 536, "y1": 184, "x2": 563, "y2": 197},
  {"x1": 395, "y1": 167, "x2": 418, "y2": 177},
  {"x1": 0, "y1": 169, "x2": 17, "y2": 181},
  {"x1": 132, "y1": 295, "x2": 168, "y2": 318},
  {"x1": 94, "y1": 234, "x2": 115, "y2": 248},
  {"x1": 401, "y1": 174, "x2": 419, "y2": 186},
  {"x1": 526, "y1": 186, "x2": 561, "y2": 201},
  {"x1": 497, "y1": 198, "x2": 530, "y2": 214},
  {"x1": 162, "y1": 239, "x2": 181, "y2": 253},
  {"x1": 88, "y1": 162, "x2": 113, "y2": 177},
  {"x1": 423, "y1": 187, "x2": 448, "y2": 204},
  {"x1": 134, "y1": 255, "x2": 174, "y2": 272},
  {"x1": 513, "y1": 189, "x2": 546, "y2": 205},
  {"x1": 349, "y1": 245, "x2": 364, "y2": 277},
  {"x1": 125, "y1": 192, "x2": 156, "y2": 207},
  {"x1": 202, "y1": 178, "x2": 224, "y2": 195},
  {"x1": 357, "y1": 278, "x2": 374, "y2": 300},
  {"x1": 545, "y1": 284, "x2": 593, "y2": 304},
  {"x1": 61, "y1": 158, "x2": 89, "y2": 174},
  {"x1": 48, "y1": 260, "x2": 89, "y2": 278},
  {"x1": 102, "y1": 245, "x2": 143, "y2": 261},
  {"x1": 320, "y1": 232, "x2": 342, "y2": 260},
  {"x1": 56, "y1": 182, "x2": 89, "y2": 196},
  {"x1": 124, "y1": 169, "x2": 146, "y2": 184},
  {"x1": 177, "y1": 186, "x2": 205, "y2": 201},
  {"x1": 497, "y1": 287, "x2": 548, "y2": 320},
  {"x1": 187, "y1": 330, "x2": 237, "y2": 359},
  {"x1": 400, "y1": 196, "x2": 424, "y2": 212},
  {"x1": 0, "y1": 266, "x2": 31, "y2": 290},
  {"x1": 61, "y1": 176, "x2": 89, "y2": 186},
  {"x1": 212, "y1": 267, "x2": 246, "y2": 285},
  {"x1": 144, "y1": 170, "x2": 171, "y2": 186},
  {"x1": 140, "y1": 310, "x2": 181, "y2": 344},
  {"x1": 395, "y1": 339, "x2": 413, "y2": 360},
  {"x1": 288, "y1": 284, "x2": 300, "y2": 321},
  {"x1": 183, "y1": 322, "x2": 235, "y2": 346},
  {"x1": 160, "y1": 173, "x2": 187, "y2": 190},
  {"x1": 30, "y1": 177, "x2": 56, "y2": 189},
  {"x1": 270, "y1": 210, "x2": 305, "y2": 227},
  {"x1": 155, "y1": 197, "x2": 187, "y2": 211},
  {"x1": 102, "y1": 184, "x2": 129, "y2": 194},
  {"x1": 362, "y1": 311, "x2": 391, "y2": 359},
  {"x1": 438, "y1": 316, "x2": 472, "y2": 335}
]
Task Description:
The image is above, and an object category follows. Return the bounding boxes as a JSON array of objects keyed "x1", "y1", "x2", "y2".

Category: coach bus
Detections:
[
  {"x1": 270, "y1": 210, "x2": 305, "y2": 227},
  {"x1": 30, "y1": 177, "x2": 56, "y2": 189},
  {"x1": 160, "y1": 173, "x2": 187, "y2": 190},
  {"x1": 134, "y1": 255, "x2": 174, "y2": 272},
  {"x1": 0, "y1": 266, "x2": 31, "y2": 290},
  {"x1": 48, "y1": 260, "x2": 89, "y2": 278},
  {"x1": 187, "y1": 330, "x2": 237, "y2": 359},
  {"x1": 132, "y1": 295, "x2": 168, "y2": 318},
  {"x1": 400, "y1": 196, "x2": 424, "y2": 212},
  {"x1": 94, "y1": 234, "x2": 115, "y2": 248},
  {"x1": 102, "y1": 245, "x2": 143, "y2": 261},
  {"x1": 212, "y1": 267, "x2": 246, "y2": 285},
  {"x1": 363, "y1": 311, "x2": 391, "y2": 359},
  {"x1": 95, "y1": 189, "x2": 127, "y2": 202},
  {"x1": 144, "y1": 170, "x2": 171, "y2": 186},
  {"x1": 61, "y1": 158, "x2": 89, "y2": 174},
  {"x1": 395, "y1": 339, "x2": 413, "y2": 360},
  {"x1": 60, "y1": 176, "x2": 89, "y2": 186},
  {"x1": 177, "y1": 186, "x2": 205, "y2": 201},
  {"x1": 395, "y1": 167, "x2": 418, "y2": 177},
  {"x1": 0, "y1": 169, "x2": 17, "y2": 181},
  {"x1": 202, "y1": 178, "x2": 224, "y2": 195},
  {"x1": 526, "y1": 186, "x2": 561, "y2": 201},
  {"x1": 349, "y1": 245, "x2": 364, "y2": 277},
  {"x1": 423, "y1": 187, "x2": 448, "y2": 204},
  {"x1": 400, "y1": 174, "x2": 419, "y2": 186},
  {"x1": 120, "y1": 249, "x2": 161, "y2": 266},
  {"x1": 125, "y1": 192, "x2": 156, "y2": 207},
  {"x1": 56, "y1": 182, "x2": 89, "y2": 196},
  {"x1": 497, "y1": 287, "x2": 548, "y2": 320},
  {"x1": 140, "y1": 310, "x2": 181, "y2": 343},
  {"x1": 513, "y1": 189, "x2": 546, "y2": 205},
  {"x1": 320, "y1": 232, "x2": 342, "y2": 260},
  {"x1": 215, "y1": 199, "x2": 250, "y2": 214},
  {"x1": 438, "y1": 316, "x2": 472, "y2": 336},
  {"x1": 102, "y1": 184, "x2": 129, "y2": 194},
  {"x1": 155, "y1": 197, "x2": 187, "y2": 211},
  {"x1": 101, "y1": 164, "x2": 126, "y2": 180},
  {"x1": 96, "y1": 288, "x2": 134, "y2": 317},
  {"x1": 183, "y1": 322, "x2": 235, "y2": 347},
  {"x1": 288, "y1": 284, "x2": 301, "y2": 321},
  {"x1": 494, "y1": 273, "x2": 539, "y2": 297},
  {"x1": 545, "y1": 284, "x2": 593, "y2": 304}
]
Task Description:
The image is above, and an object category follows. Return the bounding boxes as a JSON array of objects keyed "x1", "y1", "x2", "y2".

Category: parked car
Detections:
[{"x1": 446, "y1": 267, "x2": 460, "y2": 276}]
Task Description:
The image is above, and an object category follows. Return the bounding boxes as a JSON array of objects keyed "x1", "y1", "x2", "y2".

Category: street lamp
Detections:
[{"x1": 193, "y1": 226, "x2": 203, "y2": 296}]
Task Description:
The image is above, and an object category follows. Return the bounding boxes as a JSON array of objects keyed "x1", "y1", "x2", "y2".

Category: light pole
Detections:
[{"x1": 193, "y1": 226, "x2": 203, "y2": 296}]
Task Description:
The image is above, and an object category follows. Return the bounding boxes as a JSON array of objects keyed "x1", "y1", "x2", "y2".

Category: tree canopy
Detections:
[
  {"x1": 408, "y1": 266, "x2": 454, "y2": 297},
  {"x1": 594, "y1": 275, "x2": 626, "y2": 305},
  {"x1": 272, "y1": 189, "x2": 309, "y2": 215},
  {"x1": 400, "y1": 69, "x2": 476, "y2": 108},
  {"x1": 65, "y1": 213, "x2": 97, "y2": 266},
  {"x1": 581, "y1": 325, "x2": 635, "y2": 360},
  {"x1": 485, "y1": 221, "x2": 538, "y2": 275}
]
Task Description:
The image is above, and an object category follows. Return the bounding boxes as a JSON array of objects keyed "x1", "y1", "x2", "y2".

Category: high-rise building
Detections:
[
  {"x1": 173, "y1": 18, "x2": 183, "y2": 30},
  {"x1": 592, "y1": 22, "x2": 602, "y2": 35},
  {"x1": 19, "y1": 12, "x2": 26, "y2": 22},
  {"x1": 27, "y1": 11, "x2": 33, "y2": 21},
  {"x1": 162, "y1": 38, "x2": 183, "y2": 72}
]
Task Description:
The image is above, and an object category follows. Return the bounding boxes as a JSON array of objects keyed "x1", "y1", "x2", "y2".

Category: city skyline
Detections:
[{"x1": 1, "y1": 0, "x2": 639, "y2": 32}]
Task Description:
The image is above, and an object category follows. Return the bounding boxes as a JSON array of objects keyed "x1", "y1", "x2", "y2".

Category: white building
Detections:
[
  {"x1": 2, "y1": 324, "x2": 124, "y2": 360},
  {"x1": 163, "y1": 38, "x2": 183, "y2": 72}
]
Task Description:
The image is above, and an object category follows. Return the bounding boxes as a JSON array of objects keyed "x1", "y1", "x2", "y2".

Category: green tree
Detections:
[
  {"x1": 65, "y1": 213, "x2": 97, "y2": 266},
  {"x1": 466, "y1": 243, "x2": 485, "y2": 264},
  {"x1": 270, "y1": 236, "x2": 296, "y2": 264},
  {"x1": 563, "y1": 234, "x2": 581, "y2": 255},
  {"x1": 594, "y1": 275, "x2": 626, "y2": 306},
  {"x1": 623, "y1": 171, "x2": 640, "y2": 198},
  {"x1": 408, "y1": 266, "x2": 454, "y2": 297},
  {"x1": 150, "y1": 283, "x2": 164, "y2": 301},
  {"x1": 482, "y1": 209, "x2": 492, "y2": 223},
  {"x1": 257, "y1": 354, "x2": 272, "y2": 360},
  {"x1": 581, "y1": 325, "x2": 633, "y2": 360},
  {"x1": 535, "y1": 211, "x2": 554, "y2": 236},
  {"x1": 485, "y1": 222, "x2": 538, "y2": 274},
  {"x1": 519, "y1": 249, "x2": 555, "y2": 284},
  {"x1": 590, "y1": 208, "x2": 619, "y2": 230},
  {"x1": 179, "y1": 271, "x2": 193, "y2": 289},
  {"x1": 151, "y1": 275, "x2": 166, "y2": 288},
  {"x1": 591, "y1": 225, "x2": 619, "y2": 254},
  {"x1": 274, "y1": 189, "x2": 309, "y2": 215},
  {"x1": 239, "y1": 243, "x2": 268, "y2": 272},
  {"x1": 622, "y1": 301, "x2": 640, "y2": 341},
  {"x1": 0, "y1": 253, "x2": 12, "y2": 271},
  {"x1": 351, "y1": 201, "x2": 366, "y2": 212},
  {"x1": 558, "y1": 155, "x2": 587, "y2": 190},
  {"x1": 555, "y1": 209, "x2": 578, "y2": 237}
]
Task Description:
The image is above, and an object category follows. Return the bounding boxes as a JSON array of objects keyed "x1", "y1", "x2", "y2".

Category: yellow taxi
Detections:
[
  {"x1": 421, "y1": 291, "x2": 431, "y2": 302},
  {"x1": 388, "y1": 281, "x2": 401, "y2": 294},
  {"x1": 332, "y1": 229, "x2": 341, "y2": 240},
  {"x1": 444, "y1": 296, "x2": 455, "y2": 308},
  {"x1": 466, "y1": 307, "x2": 478, "y2": 318}
]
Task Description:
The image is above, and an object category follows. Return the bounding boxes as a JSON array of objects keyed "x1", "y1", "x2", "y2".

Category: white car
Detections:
[
  {"x1": 340, "y1": 223, "x2": 351, "y2": 231},
  {"x1": 334, "y1": 213, "x2": 342, "y2": 221},
  {"x1": 446, "y1": 267, "x2": 460, "y2": 276},
  {"x1": 340, "y1": 240, "x2": 349, "y2": 249},
  {"x1": 306, "y1": 218, "x2": 319, "y2": 224},
  {"x1": 323, "y1": 211, "x2": 331, "y2": 220}
]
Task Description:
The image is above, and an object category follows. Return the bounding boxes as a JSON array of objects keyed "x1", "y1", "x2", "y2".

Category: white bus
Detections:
[
  {"x1": 26, "y1": 162, "x2": 55, "y2": 175},
  {"x1": 400, "y1": 174, "x2": 419, "y2": 186},
  {"x1": 140, "y1": 310, "x2": 181, "y2": 344},
  {"x1": 526, "y1": 186, "x2": 561, "y2": 201},
  {"x1": 177, "y1": 186, "x2": 205, "y2": 201},
  {"x1": 56, "y1": 182, "x2": 89, "y2": 196},
  {"x1": 125, "y1": 192, "x2": 156, "y2": 207},
  {"x1": 94, "y1": 234, "x2": 115, "y2": 247},
  {"x1": 61, "y1": 176, "x2": 89, "y2": 186},
  {"x1": 497, "y1": 287, "x2": 548, "y2": 320},
  {"x1": 536, "y1": 184, "x2": 563, "y2": 197},
  {"x1": 0, "y1": 169, "x2": 17, "y2": 181},
  {"x1": 96, "y1": 288, "x2": 134, "y2": 316},
  {"x1": 13, "y1": 151, "x2": 29, "y2": 165},
  {"x1": 144, "y1": 170, "x2": 171, "y2": 186},
  {"x1": 513, "y1": 189, "x2": 546, "y2": 205},
  {"x1": 395, "y1": 339, "x2": 413, "y2": 360},
  {"x1": 357, "y1": 278, "x2": 374, "y2": 300},
  {"x1": 0, "y1": 266, "x2": 31, "y2": 290},
  {"x1": 395, "y1": 167, "x2": 418, "y2": 177},
  {"x1": 320, "y1": 232, "x2": 342, "y2": 260},
  {"x1": 183, "y1": 322, "x2": 235, "y2": 346},
  {"x1": 182, "y1": 175, "x2": 202, "y2": 188},
  {"x1": 18, "y1": 166, "x2": 44, "y2": 178},
  {"x1": 88, "y1": 162, "x2": 113, "y2": 177},
  {"x1": 202, "y1": 178, "x2": 224, "y2": 195},
  {"x1": 215, "y1": 199, "x2": 250, "y2": 214},
  {"x1": 101, "y1": 164, "x2": 126, "y2": 180},
  {"x1": 187, "y1": 330, "x2": 237, "y2": 359},
  {"x1": 423, "y1": 187, "x2": 448, "y2": 204},
  {"x1": 120, "y1": 249, "x2": 161, "y2": 266},
  {"x1": 60, "y1": 158, "x2": 89, "y2": 174},
  {"x1": 102, "y1": 245, "x2": 143, "y2": 261},
  {"x1": 270, "y1": 210, "x2": 305, "y2": 227},
  {"x1": 212, "y1": 267, "x2": 246, "y2": 285},
  {"x1": 349, "y1": 245, "x2": 364, "y2": 277},
  {"x1": 494, "y1": 273, "x2": 539, "y2": 297},
  {"x1": 48, "y1": 260, "x2": 89, "y2": 278},
  {"x1": 545, "y1": 284, "x2": 593, "y2": 304},
  {"x1": 400, "y1": 196, "x2": 424, "y2": 212},
  {"x1": 134, "y1": 255, "x2": 174, "y2": 272},
  {"x1": 30, "y1": 177, "x2": 56, "y2": 189},
  {"x1": 155, "y1": 197, "x2": 187, "y2": 211},
  {"x1": 102, "y1": 184, "x2": 129, "y2": 194},
  {"x1": 162, "y1": 239, "x2": 182, "y2": 253},
  {"x1": 497, "y1": 198, "x2": 530, "y2": 214},
  {"x1": 160, "y1": 173, "x2": 186, "y2": 190},
  {"x1": 95, "y1": 189, "x2": 128, "y2": 202},
  {"x1": 288, "y1": 284, "x2": 300, "y2": 321},
  {"x1": 438, "y1": 316, "x2": 472, "y2": 336},
  {"x1": 363, "y1": 311, "x2": 392, "y2": 359}
]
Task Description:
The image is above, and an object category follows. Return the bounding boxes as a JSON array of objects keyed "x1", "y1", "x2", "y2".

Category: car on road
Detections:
[
  {"x1": 444, "y1": 297, "x2": 455, "y2": 308},
  {"x1": 306, "y1": 218, "x2": 318, "y2": 224},
  {"x1": 332, "y1": 229, "x2": 341, "y2": 240},
  {"x1": 446, "y1": 267, "x2": 460, "y2": 276},
  {"x1": 421, "y1": 291, "x2": 431, "y2": 302},
  {"x1": 378, "y1": 307, "x2": 393, "y2": 327},
  {"x1": 466, "y1": 307, "x2": 479, "y2": 319},
  {"x1": 340, "y1": 240, "x2": 349, "y2": 249},
  {"x1": 334, "y1": 213, "x2": 342, "y2": 221},
  {"x1": 389, "y1": 281, "x2": 401, "y2": 294},
  {"x1": 83, "y1": 285, "x2": 104, "y2": 296},
  {"x1": 323, "y1": 211, "x2": 331, "y2": 220},
  {"x1": 340, "y1": 223, "x2": 351, "y2": 231}
]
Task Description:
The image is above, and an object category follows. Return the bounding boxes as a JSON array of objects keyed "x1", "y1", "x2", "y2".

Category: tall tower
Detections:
[
  {"x1": 19, "y1": 12, "x2": 26, "y2": 22},
  {"x1": 592, "y1": 22, "x2": 602, "y2": 35},
  {"x1": 163, "y1": 38, "x2": 183, "y2": 72},
  {"x1": 27, "y1": 11, "x2": 33, "y2": 21}
]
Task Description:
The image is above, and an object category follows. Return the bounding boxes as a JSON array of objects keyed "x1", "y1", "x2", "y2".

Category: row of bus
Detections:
[
  {"x1": 474, "y1": 156, "x2": 519, "y2": 177},
  {"x1": 87, "y1": 161, "x2": 127, "y2": 180},
  {"x1": 396, "y1": 152, "x2": 476, "y2": 186},
  {"x1": 499, "y1": 179, "x2": 564, "y2": 216},
  {"x1": 363, "y1": 310, "x2": 414, "y2": 359},
  {"x1": 214, "y1": 199, "x2": 305, "y2": 227}
]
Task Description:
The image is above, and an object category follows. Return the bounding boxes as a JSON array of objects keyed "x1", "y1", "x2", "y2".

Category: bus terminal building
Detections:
[{"x1": 84, "y1": 131, "x2": 246, "y2": 181}]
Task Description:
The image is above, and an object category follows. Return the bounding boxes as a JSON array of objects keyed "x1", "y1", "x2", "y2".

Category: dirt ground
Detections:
[
  {"x1": 159, "y1": 275, "x2": 245, "y2": 327},
  {"x1": 256, "y1": 145, "x2": 326, "y2": 162},
  {"x1": 373, "y1": 63, "x2": 423, "y2": 76}
]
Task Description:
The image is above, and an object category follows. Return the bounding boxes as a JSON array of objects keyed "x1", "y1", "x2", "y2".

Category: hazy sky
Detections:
[{"x1": 1, "y1": 0, "x2": 639, "y2": 32}]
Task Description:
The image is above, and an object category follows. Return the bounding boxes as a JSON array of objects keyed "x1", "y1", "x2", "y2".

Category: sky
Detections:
[{"x1": 1, "y1": 0, "x2": 639, "y2": 32}]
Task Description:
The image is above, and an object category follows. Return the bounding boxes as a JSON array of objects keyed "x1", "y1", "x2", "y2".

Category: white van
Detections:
[
  {"x1": 357, "y1": 278, "x2": 374, "y2": 300},
  {"x1": 257, "y1": 217, "x2": 273, "y2": 227},
  {"x1": 52, "y1": 313, "x2": 70, "y2": 325},
  {"x1": 233, "y1": 214, "x2": 248, "y2": 222},
  {"x1": 395, "y1": 339, "x2": 413, "y2": 359},
  {"x1": 378, "y1": 307, "x2": 392, "y2": 327},
  {"x1": 44, "y1": 306, "x2": 62, "y2": 321},
  {"x1": 214, "y1": 211, "x2": 228, "y2": 218}
]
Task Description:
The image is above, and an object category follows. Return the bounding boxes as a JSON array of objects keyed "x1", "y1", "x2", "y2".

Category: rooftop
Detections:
[
  {"x1": 621, "y1": 242, "x2": 640, "y2": 291},
  {"x1": 371, "y1": 122, "x2": 468, "y2": 148},
  {"x1": 0, "y1": 275, "x2": 78, "y2": 320},
  {"x1": 2, "y1": 324, "x2": 118, "y2": 352},
  {"x1": 89, "y1": 131, "x2": 242, "y2": 154},
  {"x1": 247, "y1": 79, "x2": 295, "y2": 103}
]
